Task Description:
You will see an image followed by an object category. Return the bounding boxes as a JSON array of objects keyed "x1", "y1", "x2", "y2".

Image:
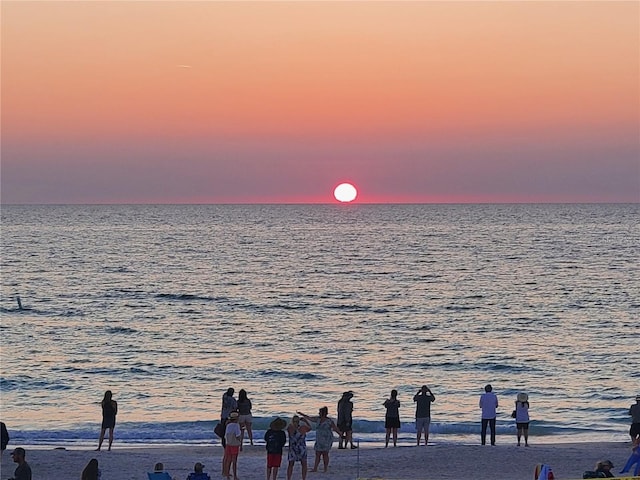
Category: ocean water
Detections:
[{"x1": 1, "y1": 204, "x2": 638, "y2": 447}]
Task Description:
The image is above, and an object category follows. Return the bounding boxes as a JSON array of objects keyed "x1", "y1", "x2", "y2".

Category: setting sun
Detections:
[{"x1": 334, "y1": 183, "x2": 358, "y2": 203}]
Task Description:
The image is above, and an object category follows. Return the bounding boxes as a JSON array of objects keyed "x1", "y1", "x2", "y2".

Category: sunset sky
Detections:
[{"x1": 2, "y1": 1, "x2": 638, "y2": 204}]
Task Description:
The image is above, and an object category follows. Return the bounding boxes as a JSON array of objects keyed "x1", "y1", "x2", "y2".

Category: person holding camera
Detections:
[{"x1": 413, "y1": 385, "x2": 436, "y2": 446}]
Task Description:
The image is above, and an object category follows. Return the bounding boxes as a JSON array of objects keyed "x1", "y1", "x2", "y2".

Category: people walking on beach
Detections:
[
  {"x1": 264, "y1": 417, "x2": 287, "y2": 480},
  {"x1": 620, "y1": 438, "x2": 640, "y2": 476},
  {"x1": 1, "y1": 421, "x2": 9, "y2": 454},
  {"x1": 514, "y1": 392, "x2": 530, "y2": 447},
  {"x1": 81, "y1": 458, "x2": 101, "y2": 480},
  {"x1": 9, "y1": 447, "x2": 32, "y2": 480},
  {"x1": 479, "y1": 384, "x2": 498, "y2": 446},
  {"x1": 187, "y1": 462, "x2": 211, "y2": 480},
  {"x1": 237, "y1": 388, "x2": 254, "y2": 448},
  {"x1": 286, "y1": 415, "x2": 311, "y2": 480},
  {"x1": 297, "y1": 407, "x2": 341, "y2": 473},
  {"x1": 97, "y1": 390, "x2": 118, "y2": 451},
  {"x1": 629, "y1": 394, "x2": 640, "y2": 442},
  {"x1": 223, "y1": 412, "x2": 242, "y2": 480},
  {"x1": 413, "y1": 385, "x2": 436, "y2": 446},
  {"x1": 337, "y1": 391, "x2": 357, "y2": 449},
  {"x1": 383, "y1": 389, "x2": 401, "y2": 447}
]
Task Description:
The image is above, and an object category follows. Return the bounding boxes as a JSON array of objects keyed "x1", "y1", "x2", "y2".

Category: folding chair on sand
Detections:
[{"x1": 148, "y1": 472, "x2": 172, "y2": 480}]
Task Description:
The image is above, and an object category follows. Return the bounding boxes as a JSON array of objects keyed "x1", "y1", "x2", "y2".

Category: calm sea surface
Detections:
[{"x1": 1, "y1": 204, "x2": 638, "y2": 446}]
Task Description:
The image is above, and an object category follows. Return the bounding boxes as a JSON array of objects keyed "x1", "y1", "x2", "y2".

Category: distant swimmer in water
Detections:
[{"x1": 97, "y1": 390, "x2": 118, "y2": 451}]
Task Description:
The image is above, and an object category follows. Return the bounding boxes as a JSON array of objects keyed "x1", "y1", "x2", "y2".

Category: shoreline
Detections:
[{"x1": 1, "y1": 441, "x2": 636, "y2": 480}]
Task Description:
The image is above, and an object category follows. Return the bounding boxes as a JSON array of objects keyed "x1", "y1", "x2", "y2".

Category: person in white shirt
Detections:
[
  {"x1": 479, "y1": 384, "x2": 498, "y2": 445},
  {"x1": 223, "y1": 412, "x2": 242, "y2": 480}
]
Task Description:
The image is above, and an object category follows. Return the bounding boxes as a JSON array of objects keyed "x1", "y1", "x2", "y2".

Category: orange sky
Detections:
[{"x1": 2, "y1": 1, "x2": 638, "y2": 203}]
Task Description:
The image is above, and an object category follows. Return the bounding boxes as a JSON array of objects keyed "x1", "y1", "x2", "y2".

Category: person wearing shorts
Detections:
[
  {"x1": 223, "y1": 412, "x2": 242, "y2": 480},
  {"x1": 514, "y1": 392, "x2": 530, "y2": 446},
  {"x1": 383, "y1": 389, "x2": 401, "y2": 447},
  {"x1": 265, "y1": 418, "x2": 287, "y2": 480},
  {"x1": 237, "y1": 389, "x2": 253, "y2": 447},
  {"x1": 413, "y1": 385, "x2": 436, "y2": 446}
]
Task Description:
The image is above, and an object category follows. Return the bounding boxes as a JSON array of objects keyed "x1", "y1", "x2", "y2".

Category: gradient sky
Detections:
[{"x1": 2, "y1": 1, "x2": 639, "y2": 204}]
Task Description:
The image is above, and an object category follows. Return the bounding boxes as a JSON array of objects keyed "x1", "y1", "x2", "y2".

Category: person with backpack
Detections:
[{"x1": 264, "y1": 418, "x2": 287, "y2": 480}]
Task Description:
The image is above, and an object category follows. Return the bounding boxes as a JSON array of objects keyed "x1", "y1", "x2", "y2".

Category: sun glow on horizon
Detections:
[{"x1": 333, "y1": 183, "x2": 358, "y2": 203}]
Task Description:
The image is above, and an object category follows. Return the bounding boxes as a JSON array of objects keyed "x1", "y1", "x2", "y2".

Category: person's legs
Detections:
[
  {"x1": 246, "y1": 422, "x2": 254, "y2": 445},
  {"x1": 489, "y1": 418, "x2": 496, "y2": 445},
  {"x1": 385, "y1": 428, "x2": 391, "y2": 447},
  {"x1": 301, "y1": 459, "x2": 308, "y2": 480},
  {"x1": 424, "y1": 419, "x2": 431, "y2": 446},
  {"x1": 620, "y1": 454, "x2": 640, "y2": 475},
  {"x1": 517, "y1": 426, "x2": 522, "y2": 446},
  {"x1": 312, "y1": 451, "x2": 321, "y2": 471},
  {"x1": 347, "y1": 430, "x2": 356, "y2": 448},
  {"x1": 107, "y1": 427, "x2": 114, "y2": 450},
  {"x1": 97, "y1": 427, "x2": 106, "y2": 450},
  {"x1": 481, "y1": 419, "x2": 488, "y2": 445},
  {"x1": 286, "y1": 461, "x2": 294, "y2": 480},
  {"x1": 223, "y1": 449, "x2": 231, "y2": 477},
  {"x1": 231, "y1": 453, "x2": 239, "y2": 480},
  {"x1": 267, "y1": 465, "x2": 272, "y2": 480},
  {"x1": 322, "y1": 452, "x2": 329, "y2": 472},
  {"x1": 392, "y1": 427, "x2": 398, "y2": 447},
  {"x1": 523, "y1": 426, "x2": 529, "y2": 446}
]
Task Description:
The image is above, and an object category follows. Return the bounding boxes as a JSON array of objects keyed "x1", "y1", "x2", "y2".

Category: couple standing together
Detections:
[
  {"x1": 479, "y1": 384, "x2": 530, "y2": 447},
  {"x1": 383, "y1": 385, "x2": 436, "y2": 448}
]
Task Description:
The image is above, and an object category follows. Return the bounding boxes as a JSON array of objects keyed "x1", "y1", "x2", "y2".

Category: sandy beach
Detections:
[{"x1": 1, "y1": 442, "x2": 637, "y2": 480}]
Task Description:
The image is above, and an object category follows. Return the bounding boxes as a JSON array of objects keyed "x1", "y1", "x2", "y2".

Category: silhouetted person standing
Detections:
[
  {"x1": 413, "y1": 385, "x2": 436, "y2": 446},
  {"x1": 97, "y1": 390, "x2": 118, "y2": 451},
  {"x1": 479, "y1": 384, "x2": 498, "y2": 445}
]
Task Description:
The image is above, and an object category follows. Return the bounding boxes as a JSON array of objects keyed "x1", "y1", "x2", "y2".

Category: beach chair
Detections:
[
  {"x1": 534, "y1": 464, "x2": 554, "y2": 480},
  {"x1": 186, "y1": 473, "x2": 211, "y2": 480},
  {"x1": 148, "y1": 472, "x2": 172, "y2": 480}
]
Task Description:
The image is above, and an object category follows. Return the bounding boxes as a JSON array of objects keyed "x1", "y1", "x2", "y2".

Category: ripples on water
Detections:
[{"x1": 1, "y1": 204, "x2": 638, "y2": 444}]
